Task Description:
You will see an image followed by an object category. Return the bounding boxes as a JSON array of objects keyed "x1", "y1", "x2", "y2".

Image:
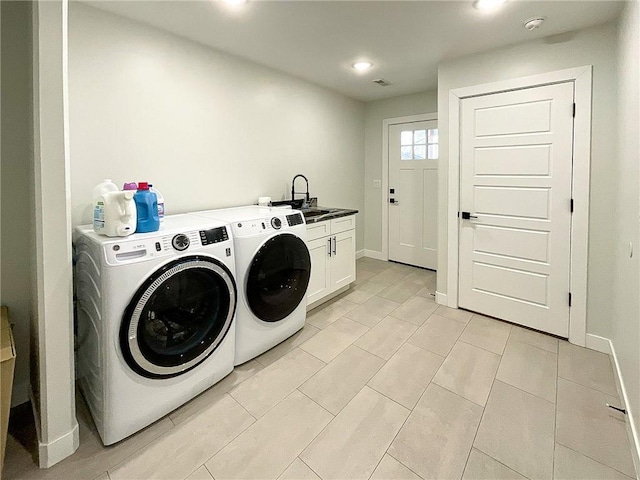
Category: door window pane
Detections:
[{"x1": 400, "y1": 126, "x2": 438, "y2": 160}]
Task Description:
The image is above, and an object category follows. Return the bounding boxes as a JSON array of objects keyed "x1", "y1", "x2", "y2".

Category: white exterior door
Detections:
[
  {"x1": 388, "y1": 120, "x2": 438, "y2": 269},
  {"x1": 458, "y1": 82, "x2": 574, "y2": 337}
]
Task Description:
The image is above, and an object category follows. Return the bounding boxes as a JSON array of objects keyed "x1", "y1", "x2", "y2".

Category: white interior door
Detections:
[
  {"x1": 458, "y1": 82, "x2": 574, "y2": 337},
  {"x1": 388, "y1": 120, "x2": 438, "y2": 269}
]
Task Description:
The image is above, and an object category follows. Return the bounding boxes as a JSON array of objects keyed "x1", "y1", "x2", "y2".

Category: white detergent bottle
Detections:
[
  {"x1": 93, "y1": 179, "x2": 119, "y2": 233},
  {"x1": 96, "y1": 191, "x2": 137, "y2": 237},
  {"x1": 149, "y1": 184, "x2": 165, "y2": 222}
]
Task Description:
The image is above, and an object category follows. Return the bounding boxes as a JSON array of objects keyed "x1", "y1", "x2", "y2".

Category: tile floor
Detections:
[{"x1": 4, "y1": 258, "x2": 637, "y2": 480}]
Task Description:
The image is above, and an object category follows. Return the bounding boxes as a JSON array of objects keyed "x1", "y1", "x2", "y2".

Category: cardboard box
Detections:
[{"x1": 0, "y1": 306, "x2": 16, "y2": 479}]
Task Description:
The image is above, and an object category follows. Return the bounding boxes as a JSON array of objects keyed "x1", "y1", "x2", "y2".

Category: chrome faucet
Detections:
[{"x1": 291, "y1": 174, "x2": 310, "y2": 207}]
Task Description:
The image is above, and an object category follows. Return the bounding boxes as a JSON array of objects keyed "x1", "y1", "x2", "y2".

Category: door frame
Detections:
[
  {"x1": 446, "y1": 65, "x2": 592, "y2": 346},
  {"x1": 381, "y1": 112, "x2": 438, "y2": 261}
]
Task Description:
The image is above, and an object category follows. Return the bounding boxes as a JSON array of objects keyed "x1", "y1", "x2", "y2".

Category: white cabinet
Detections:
[{"x1": 306, "y1": 215, "x2": 356, "y2": 307}]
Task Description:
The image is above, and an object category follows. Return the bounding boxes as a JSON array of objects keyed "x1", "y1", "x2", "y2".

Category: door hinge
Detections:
[
  {"x1": 572, "y1": 103, "x2": 576, "y2": 117},
  {"x1": 569, "y1": 293, "x2": 572, "y2": 307},
  {"x1": 570, "y1": 198, "x2": 574, "y2": 213}
]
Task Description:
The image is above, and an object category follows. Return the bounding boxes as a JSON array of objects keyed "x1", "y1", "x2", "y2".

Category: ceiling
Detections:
[{"x1": 86, "y1": 0, "x2": 624, "y2": 102}]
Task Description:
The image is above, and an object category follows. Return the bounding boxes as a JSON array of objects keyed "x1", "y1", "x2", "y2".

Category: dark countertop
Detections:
[{"x1": 302, "y1": 206, "x2": 359, "y2": 224}]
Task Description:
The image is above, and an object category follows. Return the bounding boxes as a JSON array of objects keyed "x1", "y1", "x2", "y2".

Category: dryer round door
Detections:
[
  {"x1": 246, "y1": 233, "x2": 311, "y2": 323},
  {"x1": 121, "y1": 255, "x2": 236, "y2": 379}
]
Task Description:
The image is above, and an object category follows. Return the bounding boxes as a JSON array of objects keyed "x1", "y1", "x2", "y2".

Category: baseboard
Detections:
[
  {"x1": 29, "y1": 385, "x2": 80, "y2": 468},
  {"x1": 586, "y1": 334, "x2": 640, "y2": 476},
  {"x1": 38, "y1": 422, "x2": 79, "y2": 468},
  {"x1": 356, "y1": 249, "x2": 365, "y2": 259},
  {"x1": 435, "y1": 291, "x2": 448, "y2": 305},
  {"x1": 363, "y1": 250, "x2": 386, "y2": 261},
  {"x1": 585, "y1": 333, "x2": 612, "y2": 355}
]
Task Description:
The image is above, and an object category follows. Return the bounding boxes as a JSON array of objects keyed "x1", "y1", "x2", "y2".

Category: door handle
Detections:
[
  {"x1": 460, "y1": 211, "x2": 478, "y2": 220},
  {"x1": 328, "y1": 238, "x2": 332, "y2": 257},
  {"x1": 332, "y1": 236, "x2": 337, "y2": 255}
]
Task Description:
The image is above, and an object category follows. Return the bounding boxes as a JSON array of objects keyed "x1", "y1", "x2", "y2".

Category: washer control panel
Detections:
[
  {"x1": 199, "y1": 226, "x2": 229, "y2": 245},
  {"x1": 102, "y1": 226, "x2": 232, "y2": 266}
]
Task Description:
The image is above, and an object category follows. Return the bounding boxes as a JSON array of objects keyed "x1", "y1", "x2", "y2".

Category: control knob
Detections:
[
  {"x1": 172, "y1": 233, "x2": 190, "y2": 251},
  {"x1": 271, "y1": 217, "x2": 282, "y2": 230}
]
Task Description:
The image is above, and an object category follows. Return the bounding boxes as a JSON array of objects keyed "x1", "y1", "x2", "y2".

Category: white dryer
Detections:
[
  {"x1": 192, "y1": 206, "x2": 311, "y2": 365},
  {"x1": 74, "y1": 214, "x2": 237, "y2": 445}
]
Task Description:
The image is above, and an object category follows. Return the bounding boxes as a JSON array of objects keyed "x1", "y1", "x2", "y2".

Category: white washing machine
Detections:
[
  {"x1": 73, "y1": 214, "x2": 237, "y2": 445},
  {"x1": 192, "y1": 206, "x2": 311, "y2": 365}
]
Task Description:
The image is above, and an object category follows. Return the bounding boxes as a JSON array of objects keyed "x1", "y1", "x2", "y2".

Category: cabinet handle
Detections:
[
  {"x1": 328, "y1": 238, "x2": 332, "y2": 257},
  {"x1": 332, "y1": 236, "x2": 337, "y2": 255}
]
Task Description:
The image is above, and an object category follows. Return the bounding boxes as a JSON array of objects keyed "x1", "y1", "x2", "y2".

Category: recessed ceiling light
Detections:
[
  {"x1": 222, "y1": 0, "x2": 247, "y2": 6},
  {"x1": 352, "y1": 62, "x2": 373, "y2": 72},
  {"x1": 524, "y1": 17, "x2": 545, "y2": 31},
  {"x1": 473, "y1": 0, "x2": 507, "y2": 10}
]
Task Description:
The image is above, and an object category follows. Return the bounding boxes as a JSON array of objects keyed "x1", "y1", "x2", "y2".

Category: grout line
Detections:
[
  {"x1": 472, "y1": 445, "x2": 533, "y2": 480},
  {"x1": 556, "y1": 370, "x2": 620, "y2": 398},
  {"x1": 557, "y1": 376, "x2": 620, "y2": 401},
  {"x1": 228, "y1": 391, "x2": 259, "y2": 421},
  {"x1": 363, "y1": 383, "x2": 413, "y2": 414},
  {"x1": 299, "y1": 455, "x2": 323, "y2": 479},
  {"x1": 350, "y1": 342, "x2": 382, "y2": 360},
  {"x1": 554, "y1": 441, "x2": 636, "y2": 479},
  {"x1": 457, "y1": 338, "x2": 505, "y2": 357},
  {"x1": 203, "y1": 463, "x2": 215, "y2": 480},
  {"x1": 385, "y1": 451, "x2": 426, "y2": 480},
  {"x1": 492, "y1": 378, "x2": 556, "y2": 408},
  {"x1": 492, "y1": 370, "x2": 558, "y2": 406},
  {"x1": 463, "y1": 372, "x2": 495, "y2": 478},
  {"x1": 296, "y1": 388, "x2": 336, "y2": 418},
  {"x1": 507, "y1": 336, "x2": 560, "y2": 355},
  {"x1": 381, "y1": 383, "x2": 439, "y2": 480}
]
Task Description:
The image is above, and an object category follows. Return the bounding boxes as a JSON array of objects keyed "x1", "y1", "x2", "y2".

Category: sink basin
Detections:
[{"x1": 302, "y1": 208, "x2": 339, "y2": 219}]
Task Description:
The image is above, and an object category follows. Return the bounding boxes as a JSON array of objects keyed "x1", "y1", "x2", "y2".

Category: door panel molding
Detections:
[
  {"x1": 445, "y1": 65, "x2": 592, "y2": 346},
  {"x1": 381, "y1": 113, "x2": 437, "y2": 262}
]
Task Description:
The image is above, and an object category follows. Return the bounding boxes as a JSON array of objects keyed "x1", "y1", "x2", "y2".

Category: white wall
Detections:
[
  {"x1": 1, "y1": 0, "x2": 34, "y2": 407},
  {"x1": 68, "y1": 3, "x2": 365, "y2": 248},
  {"x1": 436, "y1": 22, "x2": 618, "y2": 339},
  {"x1": 611, "y1": 0, "x2": 640, "y2": 460},
  {"x1": 363, "y1": 91, "x2": 437, "y2": 253}
]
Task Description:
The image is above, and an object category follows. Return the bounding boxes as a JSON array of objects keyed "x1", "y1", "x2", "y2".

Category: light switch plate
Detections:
[{"x1": 373, "y1": 179, "x2": 381, "y2": 189}]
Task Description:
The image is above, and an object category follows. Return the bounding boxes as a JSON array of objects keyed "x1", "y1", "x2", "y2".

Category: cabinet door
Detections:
[
  {"x1": 307, "y1": 236, "x2": 332, "y2": 305},
  {"x1": 331, "y1": 230, "x2": 356, "y2": 291}
]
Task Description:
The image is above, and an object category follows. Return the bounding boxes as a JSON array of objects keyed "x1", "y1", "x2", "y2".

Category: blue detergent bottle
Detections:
[{"x1": 134, "y1": 182, "x2": 160, "y2": 233}]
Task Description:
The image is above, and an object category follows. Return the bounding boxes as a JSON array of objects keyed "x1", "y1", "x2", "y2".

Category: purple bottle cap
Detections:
[{"x1": 123, "y1": 182, "x2": 137, "y2": 190}]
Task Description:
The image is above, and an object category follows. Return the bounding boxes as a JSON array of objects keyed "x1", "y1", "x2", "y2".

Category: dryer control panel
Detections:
[{"x1": 231, "y1": 215, "x2": 290, "y2": 238}]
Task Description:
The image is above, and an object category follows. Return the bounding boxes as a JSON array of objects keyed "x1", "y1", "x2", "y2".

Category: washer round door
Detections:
[
  {"x1": 121, "y1": 255, "x2": 236, "y2": 379},
  {"x1": 246, "y1": 233, "x2": 311, "y2": 323}
]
